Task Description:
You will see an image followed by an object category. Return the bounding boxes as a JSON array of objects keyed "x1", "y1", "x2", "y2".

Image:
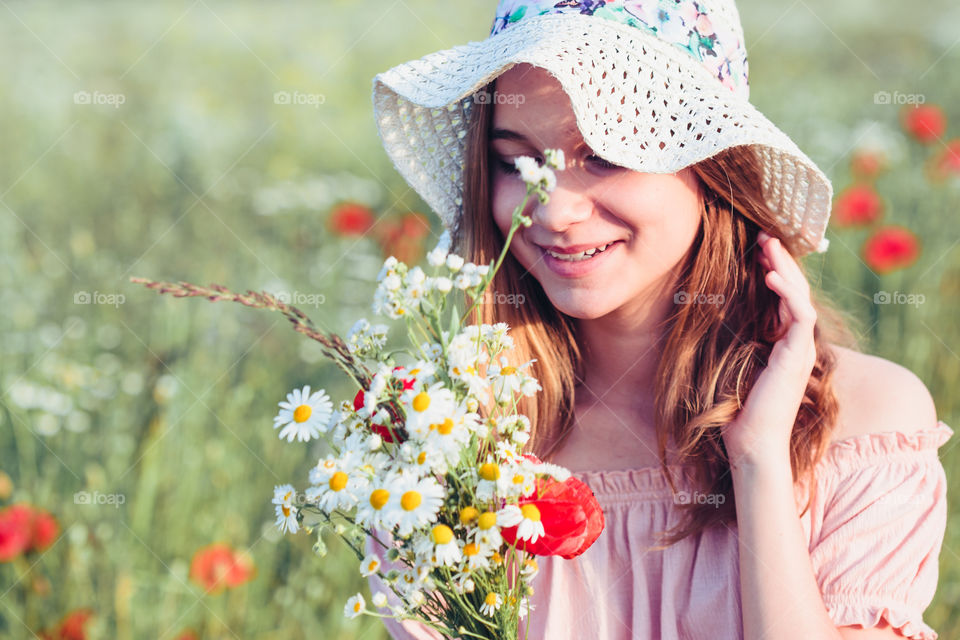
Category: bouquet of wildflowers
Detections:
[{"x1": 132, "y1": 148, "x2": 604, "y2": 640}]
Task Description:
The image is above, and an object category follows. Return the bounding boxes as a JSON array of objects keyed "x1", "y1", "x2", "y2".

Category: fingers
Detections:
[{"x1": 757, "y1": 231, "x2": 817, "y2": 327}]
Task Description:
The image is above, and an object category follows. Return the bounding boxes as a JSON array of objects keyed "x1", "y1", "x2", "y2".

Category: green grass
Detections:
[{"x1": 0, "y1": 0, "x2": 958, "y2": 637}]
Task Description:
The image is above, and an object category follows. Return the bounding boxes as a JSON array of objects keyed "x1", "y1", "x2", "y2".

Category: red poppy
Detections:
[
  {"x1": 40, "y1": 609, "x2": 94, "y2": 640},
  {"x1": 352, "y1": 368, "x2": 412, "y2": 444},
  {"x1": 928, "y1": 139, "x2": 960, "y2": 182},
  {"x1": 901, "y1": 104, "x2": 946, "y2": 144},
  {"x1": 329, "y1": 202, "x2": 375, "y2": 236},
  {"x1": 500, "y1": 473, "x2": 605, "y2": 559},
  {"x1": 399, "y1": 212, "x2": 431, "y2": 239},
  {"x1": 862, "y1": 226, "x2": 921, "y2": 274},
  {"x1": 849, "y1": 150, "x2": 886, "y2": 181},
  {"x1": 0, "y1": 504, "x2": 59, "y2": 561},
  {"x1": 832, "y1": 184, "x2": 884, "y2": 227},
  {"x1": 376, "y1": 213, "x2": 430, "y2": 264},
  {"x1": 0, "y1": 504, "x2": 32, "y2": 562},
  {"x1": 189, "y1": 543, "x2": 256, "y2": 594}
]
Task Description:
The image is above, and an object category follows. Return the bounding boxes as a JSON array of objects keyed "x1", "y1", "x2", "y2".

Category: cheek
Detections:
[{"x1": 491, "y1": 177, "x2": 521, "y2": 237}]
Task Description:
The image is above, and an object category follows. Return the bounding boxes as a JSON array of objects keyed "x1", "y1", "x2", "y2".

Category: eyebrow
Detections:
[{"x1": 489, "y1": 128, "x2": 529, "y2": 143}]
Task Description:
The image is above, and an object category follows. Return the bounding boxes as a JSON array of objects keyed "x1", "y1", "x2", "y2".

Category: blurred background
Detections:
[{"x1": 1, "y1": 0, "x2": 958, "y2": 637}]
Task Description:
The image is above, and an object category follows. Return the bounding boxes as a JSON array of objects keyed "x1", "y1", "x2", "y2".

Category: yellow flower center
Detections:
[
  {"x1": 459, "y1": 506, "x2": 479, "y2": 525},
  {"x1": 293, "y1": 404, "x2": 312, "y2": 423},
  {"x1": 329, "y1": 472, "x2": 348, "y2": 492},
  {"x1": 401, "y1": 490, "x2": 422, "y2": 511},
  {"x1": 436, "y1": 418, "x2": 454, "y2": 435},
  {"x1": 463, "y1": 543, "x2": 478, "y2": 557},
  {"x1": 524, "y1": 558, "x2": 538, "y2": 572},
  {"x1": 431, "y1": 524, "x2": 453, "y2": 545},
  {"x1": 512, "y1": 474, "x2": 524, "y2": 485},
  {"x1": 500, "y1": 366, "x2": 517, "y2": 376},
  {"x1": 417, "y1": 451, "x2": 427, "y2": 465},
  {"x1": 520, "y1": 504, "x2": 541, "y2": 522},
  {"x1": 479, "y1": 463, "x2": 500, "y2": 481},
  {"x1": 367, "y1": 559, "x2": 378, "y2": 572},
  {"x1": 353, "y1": 601, "x2": 362, "y2": 613},
  {"x1": 282, "y1": 505, "x2": 291, "y2": 517},
  {"x1": 484, "y1": 592, "x2": 498, "y2": 606},
  {"x1": 409, "y1": 368, "x2": 421, "y2": 376},
  {"x1": 492, "y1": 552, "x2": 503, "y2": 564},
  {"x1": 477, "y1": 512, "x2": 497, "y2": 530},
  {"x1": 412, "y1": 392, "x2": 430, "y2": 412},
  {"x1": 370, "y1": 489, "x2": 390, "y2": 510}
]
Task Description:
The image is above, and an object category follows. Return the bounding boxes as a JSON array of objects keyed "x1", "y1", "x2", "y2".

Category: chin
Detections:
[{"x1": 539, "y1": 288, "x2": 621, "y2": 320}]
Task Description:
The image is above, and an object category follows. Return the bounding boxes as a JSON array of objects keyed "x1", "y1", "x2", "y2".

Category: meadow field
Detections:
[{"x1": 1, "y1": 0, "x2": 958, "y2": 637}]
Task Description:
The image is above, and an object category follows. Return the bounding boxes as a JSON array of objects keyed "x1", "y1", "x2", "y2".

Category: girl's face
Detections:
[{"x1": 489, "y1": 63, "x2": 703, "y2": 321}]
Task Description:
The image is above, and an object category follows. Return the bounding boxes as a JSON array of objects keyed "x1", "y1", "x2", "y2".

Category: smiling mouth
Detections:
[{"x1": 543, "y1": 242, "x2": 617, "y2": 262}]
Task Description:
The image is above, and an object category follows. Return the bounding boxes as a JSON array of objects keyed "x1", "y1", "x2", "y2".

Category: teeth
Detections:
[{"x1": 546, "y1": 242, "x2": 614, "y2": 262}]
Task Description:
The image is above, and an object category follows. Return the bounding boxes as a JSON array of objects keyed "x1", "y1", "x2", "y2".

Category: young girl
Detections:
[{"x1": 365, "y1": 1, "x2": 953, "y2": 638}]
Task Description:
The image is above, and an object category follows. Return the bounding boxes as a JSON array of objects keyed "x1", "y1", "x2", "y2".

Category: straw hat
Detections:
[{"x1": 371, "y1": 0, "x2": 832, "y2": 255}]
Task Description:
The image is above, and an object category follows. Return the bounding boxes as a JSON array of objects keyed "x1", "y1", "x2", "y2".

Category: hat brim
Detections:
[{"x1": 371, "y1": 13, "x2": 832, "y2": 255}]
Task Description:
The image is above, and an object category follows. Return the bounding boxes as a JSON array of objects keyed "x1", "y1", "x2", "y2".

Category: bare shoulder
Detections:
[{"x1": 826, "y1": 343, "x2": 939, "y2": 444}]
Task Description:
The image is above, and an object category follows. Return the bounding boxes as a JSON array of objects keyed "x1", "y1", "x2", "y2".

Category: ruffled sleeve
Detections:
[{"x1": 809, "y1": 419, "x2": 954, "y2": 639}]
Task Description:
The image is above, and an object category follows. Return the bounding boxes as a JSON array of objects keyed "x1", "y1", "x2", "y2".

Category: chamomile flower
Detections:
[
  {"x1": 521, "y1": 557, "x2": 540, "y2": 579},
  {"x1": 513, "y1": 504, "x2": 545, "y2": 543},
  {"x1": 273, "y1": 385, "x2": 333, "y2": 442},
  {"x1": 372, "y1": 591, "x2": 389, "y2": 608},
  {"x1": 473, "y1": 510, "x2": 504, "y2": 552},
  {"x1": 272, "y1": 484, "x2": 299, "y2": 534},
  {"x1": 480, "y1": 591, "x2": 503, "y2": 617},
  {"x1": 354, "y1": 478, "x2": 397, "y2": 529},
  {"x1": 415, "y1": 524, "x2": 462, "y2": 567},
  {"x1": 359, "y1": 553, "x2": 381, "y2": 577},
  {"x1": 488, "y1": 358, "x2": 536, "y2": 404},
  {"x1": 476, "y1": 460, "x2": 501, "y2": 501},
  {"x1": 402, "y1": 383, "x2": 456, "y2": 439},
  {"x1": 460, "y1": 541, "x2": 491, "y2": 572},
  {"x1": 389, "y1": 473, "x2": 445, "y2": 536},
  {"x1": 344, "y1": 593, "x2": 366, "y2": 619}
]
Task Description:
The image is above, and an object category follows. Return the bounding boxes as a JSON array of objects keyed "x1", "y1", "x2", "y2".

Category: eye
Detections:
[
  {"x1": 490, "y1": 152, "x2": 543, "y2": 176},
  {"x1": 588, "y1": 155, "x2": 620, "y2": 170}
]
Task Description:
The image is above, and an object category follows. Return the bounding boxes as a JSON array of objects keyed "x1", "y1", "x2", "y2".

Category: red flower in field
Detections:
[
  {"x1": 175, "y1": 631, "x2": 200, "y2": 640},
  {"x1": 928, "y1": 139, "x2": 960, "y2": 182},
  {"x1": 351, "y1": 367, "x2": 413, "y2": 444},
  {"x1": 901, "y1": 104, "x2": 946, "y2": 144},
  {"x1": 500, "y1": 472, "x2": 605, "y2": 559},
  {"x1": 849, "y1": 150, "x2": 887, "y2": 181},
  {"x1": 329, "y1": 202, "x2": 375, "y2": 236},
  {"x1": 0, "y1": 504, "x2": 59, "y2": 561},
  {"x1": 0, "y1": 504, "x2": 32, "y2": 562},
  {"x1": 862, "y1": 226, "x2": 921, "y2": 274},
  {"x1": 832, "y1": 184, "x2": 884, "y2": 227},
  {"x1": 189, "y1": 543, "x2": 255, "y2": 594},
  {"x1": 376, "y1": 212, "x2": 431, "y2": 264},
  {"x1": 40, "y1": 608, "x2": 94, "y2": 640}
]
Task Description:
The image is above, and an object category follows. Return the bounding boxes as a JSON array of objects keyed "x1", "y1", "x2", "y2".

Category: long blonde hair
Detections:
[{"x1": 454, "y1": 80, "x2": 862, "y2": 547}]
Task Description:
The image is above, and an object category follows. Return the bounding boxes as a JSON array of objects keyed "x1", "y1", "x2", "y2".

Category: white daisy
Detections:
[
  {"x1": 479, "y1": 591, "x2": 503, "y2": 617},
  {"x1": 460, "y1": 541, "x2": 491, "y2": 572},
  {"x1": 359, "y1": 553, "x2": 381, "y2": 577},
  {"x1": 273, "y1": 385, "x2": 333, "y2": 442},
  {"x1": 354, "y1": 477, "x2": 397, "y2": 529},
  {"x1": 514, "y1": 504, "x2": 545, "y2": 543},
  {"x1": 372, "y1": 591, "x2": 389, "y2": 608},
  {"x1": 272, "y1": 484, "x2": 299, "y2": 534},
  {"x1": 415, "y1": 524, "x2": 462, "y2": 567},
  {"x1": 388, "y1": 473, "x2": 446, "y2": 536},
  {"x1": 401, "y1": 383, "x2": 456, "y2": 439},
  {"x1": 343, "y1": 593, "x2": 366, "y2": 619},
  {"x1": 473, "y1": 510, "x2": 504, "y2": 552}
]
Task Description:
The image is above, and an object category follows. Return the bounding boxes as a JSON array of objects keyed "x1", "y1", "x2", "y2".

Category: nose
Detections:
[{"x1": 528, "y1": 172, "x2": 593, "y2": 232}]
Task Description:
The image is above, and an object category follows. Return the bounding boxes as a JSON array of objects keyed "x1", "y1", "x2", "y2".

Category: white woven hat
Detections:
[{"x1": 371, "y1": 0, "x2": 832, "y2": 255}]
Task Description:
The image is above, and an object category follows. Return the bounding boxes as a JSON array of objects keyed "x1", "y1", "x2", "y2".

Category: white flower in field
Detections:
[
  {"x1": 272, "y1": 484, "x2": 299, "y2": 534},
  {"x1": 488, "y1": 357, "x2": 538, "y2": 404},
  {"x1": 273, "y1": 385, "x2": 332, "y2": 442},
  {"x1": 377, "y1": 256, "x2": 399, "y2": 281},
  {"x1": 453, "y1": 273, "x2": 472, "y2": 290},
  {"x1": 496, "y1": 503, "x2": 523, "y2": 528},
  {"x1": 453, "y1": 573, "x2": 476, "y2": 594},
  {"x1": 483, "y1": 322, "x2": 514, "y2": 353},
  {"x1": 401, "y1": 383, "x2": 457, "y2": 439},
  {"x1": 396, "y1": 440, "x2": 448, "y2": 477},
  {"x1": 344, "y1": 593, "x2": 366, "y2": 619},
  {"x1": 500, "y1": 461, "x2": 537, "y2": 498},
  {"x1": 521, "y1": 556, "x2": 539, "y2": 579},
  {"x1": 445, "y1": 254, "x2": 465, "y2": 271},
  {"x1": 476, "y1": 459, "x2": 501, "y2": 502},
  {"x1": 345, "y1": 318, "x2": 389, "y2": 355},
  {"x1": 432, "y1": 276, "x2": 453, "y2": 293},
  {"x1": 426, "y1": 233, "x2": 450, "y2": 266},
  {"x1": 372, "y1": 591, "x2": 389, "y2": 608},
  {"x1": 359, "y1": 553, "x2": 381, "y2": 577},
  {"x1": 307, "y1": 467, "x2": 368, "y2": 513},
  {"x1": 460, "y1": 540, "x2": 491, "y2": 572},
  {"x1": 354, "y1": 476, "x2": 398, "y2": 529},
  {"x1": 424, "y1": 409, "x2": 477, "y2": 464},
  {"x1": 541, "y1": 166, "x2": 557, "y2": 191},
  {"x1": 544, "y1": 147, "x2": 565, "y2": 170},
  {"x1": 480, "y1": 591, "x2": 503, "y2": 617},
  {"x1": 387, "y1": 473, "x2": 446, "y2": 536}
]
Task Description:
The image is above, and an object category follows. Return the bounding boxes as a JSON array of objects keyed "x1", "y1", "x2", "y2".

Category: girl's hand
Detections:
[{"x1": 720, "y1": 230, "x2": 818, "y2": 469}]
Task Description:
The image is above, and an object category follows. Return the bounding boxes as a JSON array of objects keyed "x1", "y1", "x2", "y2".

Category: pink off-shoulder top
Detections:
[{"x1": 367, "y1": 419, "x2": 953, "y2": 640}]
